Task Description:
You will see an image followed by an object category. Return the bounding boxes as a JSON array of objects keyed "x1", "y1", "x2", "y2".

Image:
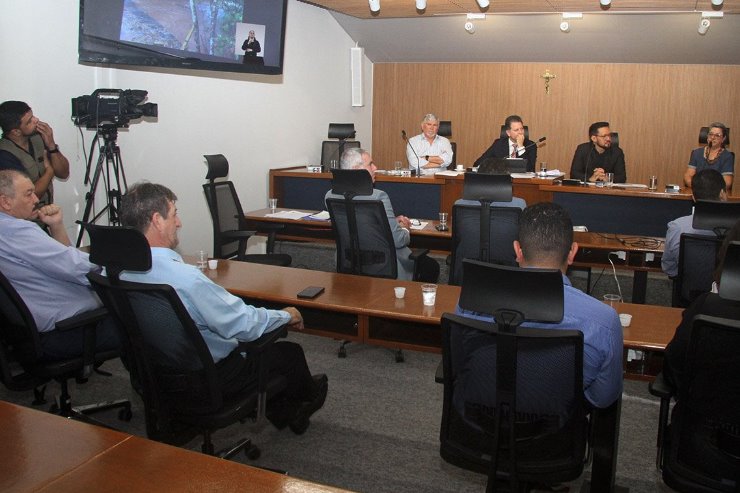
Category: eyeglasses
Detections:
[
  {"x1": 707, "y1": 132, "x2": 723, "y2": 138},
  {"x1": 595, "y1": 133, "x2": 612, "y2": 139}
]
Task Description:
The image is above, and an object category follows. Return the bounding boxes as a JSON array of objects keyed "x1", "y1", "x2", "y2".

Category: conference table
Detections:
[
  {"x1": 209, "y1": 259, "x2": 680, "y2": 492},
  {"x1": 205, "y1": 259, "x2": 681, "y2": 378},
  {"x1": 244, "y1": 207, "x2": 665, "y2": 304},
  {"x1": 0, "y1": 400, "x2": 352, "y2": 493}
]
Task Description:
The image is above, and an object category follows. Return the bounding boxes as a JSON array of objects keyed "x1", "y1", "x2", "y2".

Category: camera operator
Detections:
[{"x1": 0, "y1": 101, "x2": 69, "y2": 207}]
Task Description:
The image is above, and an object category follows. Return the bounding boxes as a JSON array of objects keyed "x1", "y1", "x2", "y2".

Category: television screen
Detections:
[{"x1": 79, "y1": 0, "x2": 288, "y2": 75}]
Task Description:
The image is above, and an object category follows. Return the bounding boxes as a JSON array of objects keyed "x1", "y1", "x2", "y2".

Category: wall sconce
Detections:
[
  {"x1": 465, "y1": 13, "x2": 486, "y2": 34},
  {"x1": 368, "y1": 0, "x2": 380, "y2": 13},
  {"x1": 699, "y1": 11, "x2": 724, "y2": 35},
  {"x1": 560, "y1": 12, "x2": 582, "y2": 32}
]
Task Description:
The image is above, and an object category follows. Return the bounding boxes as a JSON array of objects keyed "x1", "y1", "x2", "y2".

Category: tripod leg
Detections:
[{"x1": 76, "y1": 150, "x2": 108, "y2": 247}]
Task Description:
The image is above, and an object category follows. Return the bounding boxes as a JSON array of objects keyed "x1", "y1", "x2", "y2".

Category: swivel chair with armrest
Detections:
[
  {"x1": 0, "y1": 268, "x2": 132, "y2": 423},
  {"x1": 83, "y1": 223, "x2": 287, "y2": 459},
  {"x1": 203, "y1": 154, "x2": 291, "y2": 266},
  {"x1": 438, "y1": 120, "x2": 457, "y2": 170},
  {"x1": 440, "y1": 259, "x2": 590, "y2": 492},
  {"x1": 326, "y1": 169, "x2": 436, "y2": 361},
  {"x1": 448, "y1": 173, "x2": 521, "y2": 286},
  {"x1": 321, "y1": 123, "x2": 360, "y2": 170},
  {"x1": 650, "y1": 241, "x2": 740, "y2": 491}
]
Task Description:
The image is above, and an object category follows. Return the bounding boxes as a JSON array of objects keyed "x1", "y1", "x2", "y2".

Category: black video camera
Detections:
[{"x1": 72, "y1": 89, "x2": 157, "y2": 129}]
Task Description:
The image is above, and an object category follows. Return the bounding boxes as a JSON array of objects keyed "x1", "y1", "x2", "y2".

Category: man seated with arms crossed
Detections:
[
  {"x1": 473, "y1": 115, "x2": 538, "y2": 172},
  {"x1": 661, "y1": 168, "x2": 726, "y2": 278},
  {"x1": 326, "y1": 147, "x2": 440, "y2": 282},
  {"x1": 456, "y1": 202, "x2": 623, "y2": 409},
  {"x1": 0, "y1": 101, "x2": 70, "y2": 206},
  {"x1": 0, "y1": 169, "x2": 119, "y2": 359},
  {"x1": 569, "y1": 121, "x2": 626, "y2": 184},
  {"x1": 120, "y1": 182, "x2": 327, "y2": 434},
  {"x1": 405, "y1": 113, "x2": 453, "y2": 175}
]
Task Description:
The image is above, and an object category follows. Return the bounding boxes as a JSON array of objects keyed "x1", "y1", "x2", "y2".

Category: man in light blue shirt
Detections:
[
  {"x1": 456, "y1": 202, "x2": 623, "y2": 409},
  {"x1": 120, "y1": 182, "x2": 327, "y2": 434},
  {"x1": 0, "y1": 169, "x2": 119, "y2": 360},
  {"x1": 662, "y1": 168, "x2": 726, "y2": 278}
]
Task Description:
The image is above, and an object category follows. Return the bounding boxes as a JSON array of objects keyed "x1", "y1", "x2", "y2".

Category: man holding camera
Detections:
[{"x1": 0, "y1": 101, "x2": 69, "y2": 207}]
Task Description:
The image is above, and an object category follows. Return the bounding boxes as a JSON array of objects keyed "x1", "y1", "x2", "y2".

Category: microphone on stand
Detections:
[{"x1": 402, "y1": 130, "x2": 420, "y2": 177}]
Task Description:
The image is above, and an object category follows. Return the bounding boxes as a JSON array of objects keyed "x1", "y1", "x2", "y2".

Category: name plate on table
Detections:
[{"x1": 306, "y1": 165, "x2": 322, "y2": 173}]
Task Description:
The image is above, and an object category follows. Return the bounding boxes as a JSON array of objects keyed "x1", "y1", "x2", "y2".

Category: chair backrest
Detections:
[
  {"x1": 326, "y1": 169, "x2": 397, "y2": 278},
  {"x1": 81, "y1": 223, "x2": 151, "y2": 279},
  {"x1": 673, "y1": 233, "x2": 723, "y2": 307},
  {"x1": 719, "y1": 242, "x2": 740, "y2": 302},
  {"x1": 692, "y1": 200, "x2": 740, "y2": 238},
  {"x1": 440, "y1": 261, "x2": 583, "y2": 489},
  {"x1": 663, "y1": 314, "x2": 740, "y2": 488},
  {"x1": 202, "y1": 180, "x2": 247, "y2": 260},
  {"x1": 88, "y1": 273, "x2": 223, "y2": 424},
  {"x1": 0, "y1": 269, "x2": 42, "y2": 366},
  {"x1": 500, "y1": 124, "x2": 530, "y2": 140},
  {"x1": 699, "y1": 126, "x2": 731, "y2": 146},
  {"x1": 320, "y1": 141, "x2": 361, "y2": 170},
  {"x1": 438, "y1": 121, "x2": 457, "y2": 169},
  {"x1": 450, "y1": 175, "x2": 518, "y2": 287}
]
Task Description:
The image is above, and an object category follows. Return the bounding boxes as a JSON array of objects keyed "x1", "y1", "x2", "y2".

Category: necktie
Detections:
[{"x1": 511, "y1": 144, "x2": 518, "y2": 158}]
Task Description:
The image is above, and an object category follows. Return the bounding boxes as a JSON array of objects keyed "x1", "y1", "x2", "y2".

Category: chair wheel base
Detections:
[{"x1": 395, "y1": 350, "x2": 405, "y2": 363}]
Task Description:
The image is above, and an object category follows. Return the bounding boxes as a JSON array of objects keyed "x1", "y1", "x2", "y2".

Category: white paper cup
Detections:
[
  {"x1": 394, "y1": 287, "x2": 406, "y2": 299},
  {"x1": 208, "y1": 259, "x2": 218, "y2": 270},
  {"x1": 456, "y1": 165, "x2": 464, "y2": 172},
  {"x1": 619, "y1": 313, "x2": 632, "y2": 327}
]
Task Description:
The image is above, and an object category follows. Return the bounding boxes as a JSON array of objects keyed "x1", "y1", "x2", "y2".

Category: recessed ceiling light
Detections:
[{"x1": 368, "y1": 0, "x2": 380, "y2": 13}]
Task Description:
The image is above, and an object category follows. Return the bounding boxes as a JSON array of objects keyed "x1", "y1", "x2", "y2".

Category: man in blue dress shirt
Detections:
[
  {"x1": 456, "y1": 202, "x2": 623, "y2": 409},
  {"x1": 120, "y1": 182, "x2": 327, "y2": 434}
]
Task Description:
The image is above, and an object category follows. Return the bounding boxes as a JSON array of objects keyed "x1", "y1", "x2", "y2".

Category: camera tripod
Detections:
[{"x1": 75, "y1": 124, "x2": 128, "y2": 247}]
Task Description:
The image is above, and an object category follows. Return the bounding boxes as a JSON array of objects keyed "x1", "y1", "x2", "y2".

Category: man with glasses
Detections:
[{"x1": 569, "y1": 121, "x2": 626, "y2": 183}]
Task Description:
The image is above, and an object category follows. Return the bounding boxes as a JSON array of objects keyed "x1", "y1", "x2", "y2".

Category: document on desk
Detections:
[
  {"x1": 410, "y1": 222, "x2": 428, "y2": 230},
  {"x1": 510, "y1": 172, "x2": 537, "y2": 179},
  {"x1": 435, "y1": 170, "x2": 462, "y2": 177},
  {"x1": 266, "y1": 210, "x2": 310, "y2": 220},
  {"x1": 613, "y1": 183, "x2": 649, "y2": 189},
  {"x1": 304, "y1": 211, "x2": 330, "y2": 221}
]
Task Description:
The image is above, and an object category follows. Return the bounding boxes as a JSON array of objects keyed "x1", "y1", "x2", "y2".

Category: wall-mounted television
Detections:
[{"x1": 79, "y1": 0, "x2": 288, "y2": 76}]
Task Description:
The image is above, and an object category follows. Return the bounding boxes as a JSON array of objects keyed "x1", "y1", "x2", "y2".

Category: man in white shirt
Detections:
[{"x1": 406, "y1": 113, "x2": 453, "y2": 175}]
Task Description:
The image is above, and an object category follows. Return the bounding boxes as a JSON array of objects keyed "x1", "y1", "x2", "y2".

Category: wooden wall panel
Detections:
[{"x1": 372, "y1": 63, "x2": 740, "y2": 187}]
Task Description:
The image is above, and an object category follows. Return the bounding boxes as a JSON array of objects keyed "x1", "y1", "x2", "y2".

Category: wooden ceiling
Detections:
[{"x1": 300, "y1": 0, "x2": 737, "y2": 18}]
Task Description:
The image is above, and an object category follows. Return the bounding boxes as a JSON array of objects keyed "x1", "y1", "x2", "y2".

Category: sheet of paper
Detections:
[
  {"x1": 305, "y1": 210, "x2": 330, "y2": 220},
  {"x1": 266, "y1": 210, "x2": 310, "y2": 220},
  {"x1": 410, "y1": 221, "x2": 429, "y2": 230},
  {"x1": 434, "y1": 170, "x2": 461, "y2": 177},
  {"x1": 510, "y1": 172, "x2": 536, "y2": 179}
]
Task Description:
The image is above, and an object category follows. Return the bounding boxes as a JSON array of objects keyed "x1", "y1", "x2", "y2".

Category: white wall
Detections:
[{"x1": 0, "y1": 0, "x2": 373, "y2": 255}]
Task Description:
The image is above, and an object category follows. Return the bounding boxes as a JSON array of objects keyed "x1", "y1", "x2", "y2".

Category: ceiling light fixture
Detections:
[
  {"x1": 465, "y1": 21, "x2": 476, "y2": 33},
  {"x1": 476, "y1": 0, "x2": 490, "y2": 7},
  {"x1": 416, "y1": 0, "x2": 426, "y2": 10},
  {"x1": 711, "y1": 0, "x2": 723, "y2": 6},
  {"x1": 698, "y1": 18, "x2": 711, "y2": 34},
  {"x1": 600, "y1": 0, "x2": 611, "y2": 6},
  {"x1": 368, "y1": 0, "x2": 380, "y2": 13},
  {"x1": 560, "y1": 20, "x2": 570, "y2": 32},
  {"x1": 562, "y1": 12, "x2": 583, "y2": 19}
]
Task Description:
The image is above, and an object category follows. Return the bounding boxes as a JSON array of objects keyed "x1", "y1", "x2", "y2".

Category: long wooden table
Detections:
[
  {"x1": 0, "y1": 400, "x2": 352, "y2": 493},
  {"x1": 244, "y1": 207, "x2": 665, "y2": 303},
  {"x1": 206, "y1": 260, "x2": 681, "y2": 371}
]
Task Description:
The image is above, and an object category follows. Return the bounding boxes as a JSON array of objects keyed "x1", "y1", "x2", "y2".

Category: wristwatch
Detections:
[
  {"x1": 424, "y1": 155, "x2": 429, "y2": 161},
  {"x1": 46, "y1": 144, "x2": 60, "y2": 154}
]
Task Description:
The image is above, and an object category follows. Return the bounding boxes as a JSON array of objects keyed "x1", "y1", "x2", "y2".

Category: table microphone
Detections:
[
  {"x1": 402, "y1": 130, "x2": 420, "y2": 177},
  {"x1": 520, "y1": 136, "x2": 546, "y2": 152}
]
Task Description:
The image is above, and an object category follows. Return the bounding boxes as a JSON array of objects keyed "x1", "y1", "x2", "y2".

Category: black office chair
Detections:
[
  {"x1": 672, "y1": 233, "x2": 723, "y2": 307},
  {"x1": 648, "y1": 314, "x2": 740, "y2": 492},
  {"x1": 0, "y1": 268, "x2": 131, "y2": 423},
  {"x1": 203, "y1": 154, "x2": 291, "y2": 266},
  {"x1": 83, "y1": 224, "x2": 287, "y2": 459},
  {"x1": 438, "y1": 120, "x2": 457, "y2": 170},
  {"x1": 440, "y1": 259, "x2": 589, "y2": 492},
  {"x1": 699, "y1": 126, "x2": 731, "y2": 146},
  {"x1": 320, "y1": 123, "x2": 360, "y2": 170},
  {"x1": 326, "y1": 169, "x2": 434, "y2": 361},
  {"x1": 448, "y1": 173, "x2": 521, "y2": 286},
  {"x1": 693, "y1": 200, "x2": 740, "y2": 239}
]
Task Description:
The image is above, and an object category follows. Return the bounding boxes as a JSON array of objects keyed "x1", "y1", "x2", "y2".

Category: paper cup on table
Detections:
[
  {"x1": 208, "y1": 259, "x2": 218, "y2": 270},
  {"x1": 394, "y1": 287, "x2": 406, "y2": 299},
  {"x1": 619, "y1": 313, "x2": 632, "y2": 327}
]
